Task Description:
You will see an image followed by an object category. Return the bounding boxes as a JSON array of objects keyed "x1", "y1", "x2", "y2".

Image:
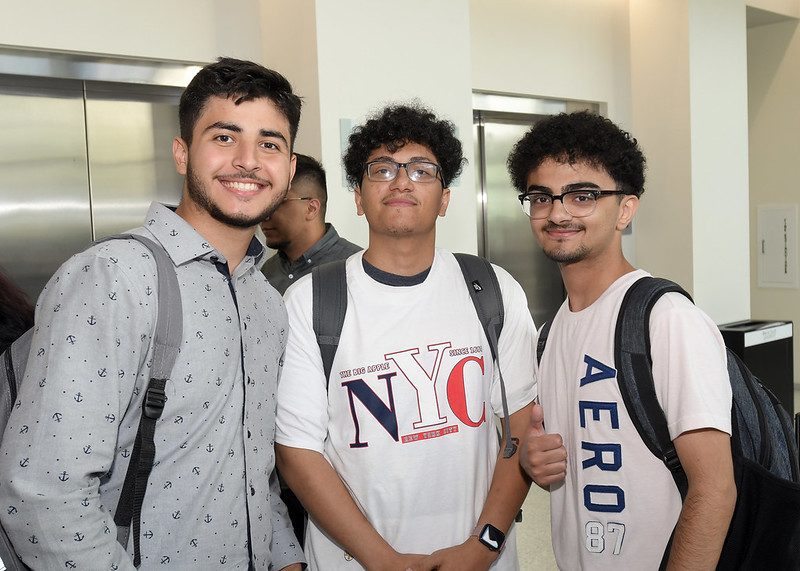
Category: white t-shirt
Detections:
[
  {"x1": 538, "y1": 269, "x2": 732, "y2": 571},
  {"x1": 277, "y1": 249, "x2": 537, "y2": 570}
]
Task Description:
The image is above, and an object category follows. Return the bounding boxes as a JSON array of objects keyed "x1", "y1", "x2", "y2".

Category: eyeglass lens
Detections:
[
  {"x1": 366, "y1": 161, "x2": 440, "y2": 183},
  {"x1": 521, "y1": 190, "x2": 601, "y2": 219}
]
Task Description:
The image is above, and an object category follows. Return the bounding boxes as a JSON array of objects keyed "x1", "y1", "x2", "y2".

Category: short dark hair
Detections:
[
  {"x1": 293, "y1": 153, "x2": 328, "y2": 216},
  {"x1": 343, "y1": 102, "x2": 466, "y2": 189},
  {"x1": 179, "y1": 57, "x2": 302, "y2": 148},
  {"x1": 507, "y1": 111, "x2": 646, "y2": 197}
]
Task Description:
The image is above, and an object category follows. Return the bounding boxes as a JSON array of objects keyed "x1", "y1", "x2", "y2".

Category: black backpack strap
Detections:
[
  {"x1": 454, "y1": 253, "x2": 517, "y2": 458},
  {"x1": 535, "y1": 319, "x2": 553, "y2": 366},
  {"x1": 614, "y1": 276, "x2": 693, "y2": 499},
  {"x1": 312, "y1": 260, "x2": 348, "y2": 387},
  {"x1": 95, "y1": 234, "x2": 182, "y2": 568}
]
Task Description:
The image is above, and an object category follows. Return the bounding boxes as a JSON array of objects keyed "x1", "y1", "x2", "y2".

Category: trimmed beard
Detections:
[{"x1": 186, "y1": 160, "x2": 287, "y2": 228}]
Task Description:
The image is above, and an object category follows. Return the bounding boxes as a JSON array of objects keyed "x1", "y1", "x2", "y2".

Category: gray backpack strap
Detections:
[
  {"x1": 453, "y1": 253, "x2": 516, "y2": 458},
  {"x1": 312, "y1": 260, "x2": 348, "y2": 386},
  {"x1": 94, "y1": 233, "x2": 182, "y2": 568}
]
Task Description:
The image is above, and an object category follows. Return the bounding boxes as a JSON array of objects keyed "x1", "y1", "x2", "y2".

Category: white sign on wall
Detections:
[{"x1": 757, "y1": 204, "x2": 798, "y2": 288}]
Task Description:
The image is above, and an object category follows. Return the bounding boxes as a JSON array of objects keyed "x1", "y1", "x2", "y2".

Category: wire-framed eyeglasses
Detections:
[
  {"x1": 364, "y1": 160, "x2": 442, "y2": 183},
  {"x1": 519, "y1": 189, "x2": 627, "y2": 219}
]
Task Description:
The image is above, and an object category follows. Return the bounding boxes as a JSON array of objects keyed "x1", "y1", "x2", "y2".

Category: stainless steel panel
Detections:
[
  {"x1": 0, "y1": 75, "x2": 91, "y2": 300},
  {"x1": 86, "y1": 83, "x2": 183, "y2": 238},
  {"x1": 474, "y1": 112, "x2": 565, "y2": 326}
]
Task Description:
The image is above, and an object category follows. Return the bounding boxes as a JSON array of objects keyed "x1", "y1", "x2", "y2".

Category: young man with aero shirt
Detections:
[
  {"x1": 275, "y1": 103, "x2": 536, "y2": 570},
  {"x1": 509, "y1": 111, "x2": 736, "y2": 570}
]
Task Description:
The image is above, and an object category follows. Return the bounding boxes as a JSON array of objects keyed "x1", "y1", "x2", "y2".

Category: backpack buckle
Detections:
[
  {"x1": 663, "y1": 448, "x2": 682, "y2": 473},
  {"x1": 143, "y1": 381, "x2": 167, "y2": 419}
]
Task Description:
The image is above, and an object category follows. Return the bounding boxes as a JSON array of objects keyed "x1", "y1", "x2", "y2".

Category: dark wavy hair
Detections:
[
  {"x1": 179, "y1": 57, "x2": 302, "y2": 148},
  {"x1": 507, "y1": 111, "x2": 645, "y2": 197},
  {"x1": 343, "y1": 103, "x2": 466, "y2": 189},
  {"x1": 0, "y1": 269, "x2": 34, "y2": 354}
]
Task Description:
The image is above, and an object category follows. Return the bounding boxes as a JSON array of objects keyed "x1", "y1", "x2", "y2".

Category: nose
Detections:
[
  {"x1": 389, "y1": 165, "x2": 413, "y2": 191},
  {"x1": 547, "y1": 196, "x2": 573, "y2": 223},
  {"x1": 234, "y1": 145, "x2": 261, "y2": 172}
]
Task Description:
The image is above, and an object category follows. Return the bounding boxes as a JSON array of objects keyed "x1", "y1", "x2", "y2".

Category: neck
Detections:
[
  {"x1": 363, "y1": 233, "x2": 436, "y2": 276},
  {"x1": 284, "y1": 223, "x2": 327, "y2": 264},
  {"x1": 559, "y1": 253, "x2": 636, "y2": 312}
]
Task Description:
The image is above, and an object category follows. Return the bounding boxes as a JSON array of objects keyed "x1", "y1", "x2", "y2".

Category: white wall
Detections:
[
  {"x1": 748, "y1": 16, "x2": 800, "y2": 387},
  {"x1": 311, "y1": 0, "x2": 477, "y2": 254},
  {"x1": 0, "y1": 0, "x2": 262, "y2": 64}
]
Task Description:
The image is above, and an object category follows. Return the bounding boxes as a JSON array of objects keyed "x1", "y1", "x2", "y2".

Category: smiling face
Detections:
[
  {"x1": 526, "y1": 158, "x2": 637, "y2": 266},
  {"x1": 354, "y1": 142, "x2": 450, "y2": 240},
  {"x1": 173, "y1": 95, "x2": 296, "y2": 231}
]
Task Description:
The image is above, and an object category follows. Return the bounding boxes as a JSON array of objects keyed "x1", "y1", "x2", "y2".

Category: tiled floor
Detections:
[{"x1": 514, "y1": 386, "x2": 800, "y2": 570}]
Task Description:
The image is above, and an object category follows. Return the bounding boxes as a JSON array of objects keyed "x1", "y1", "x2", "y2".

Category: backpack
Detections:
[
  {"x1": 536, "y1": 276, "x2": 800, "y2": 569},
  {"x1": 0, "y1": 233, "x2": 182, "y2": 570}
]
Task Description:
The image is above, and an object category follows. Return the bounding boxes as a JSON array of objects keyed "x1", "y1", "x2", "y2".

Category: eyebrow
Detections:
[
  {"x1": 204, "y1": 121, "x2": 289, "y2": 146},
  {"x1": 525, "y1": 181, "x2": 602, "y2": 193},
  {"x1": 368, "y1": 155, "x2": 436, "y2": 163}
]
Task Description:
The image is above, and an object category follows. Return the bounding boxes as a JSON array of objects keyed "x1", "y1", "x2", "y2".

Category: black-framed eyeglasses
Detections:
[
  {"x1": 519, "y1": 189, "x2": 627, "y2": 219},
  {"x1": 282, "y1": 197, "x2": 312, "y2": 203},
  {"x1": 364, "y1": 160, "x2": 442, "y2": 183}
]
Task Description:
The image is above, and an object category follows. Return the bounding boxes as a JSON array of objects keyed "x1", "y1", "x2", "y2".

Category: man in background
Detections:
[{"x1": 261, "y1": 153, "x2": 361, "y2": 294}]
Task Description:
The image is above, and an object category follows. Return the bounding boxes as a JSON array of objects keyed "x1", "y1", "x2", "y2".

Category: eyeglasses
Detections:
[
  {"x1": 519, "y1": 189, "x2": 627, "y2": 219},
  {"x1": 282, "y1": 197, "x2": 312, "y2": 203},
  {"x1": 364, "y1": 160, "x2": 442, "y2": 183}
]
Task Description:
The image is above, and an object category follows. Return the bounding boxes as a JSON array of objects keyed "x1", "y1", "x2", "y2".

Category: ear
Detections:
[
  {"x1": 354, "y1": 186, "x2": 365, "y2": 216},
  {"x1": 616, "y1": 195, "x2": 639, "y2": 231},
  {"x1": 306, "y1": 197, "x2": 322, "y2": 221},
  {"x1": 173, "y1": 137, "x2": 188, "y2": 175},
  {"x1": 438, "y1": 187, "x2": 451, "y2": 217},
  {"x1": 289, "y1": 153, "x2": 297, "y2": 184}
]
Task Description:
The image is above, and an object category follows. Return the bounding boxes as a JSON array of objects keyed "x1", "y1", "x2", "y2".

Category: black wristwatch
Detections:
[{"x1": 471, "y1": 523, "x2": 506, "y2": 552}]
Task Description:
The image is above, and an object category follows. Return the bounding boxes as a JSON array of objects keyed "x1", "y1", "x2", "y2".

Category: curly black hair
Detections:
[
  {"x1": 179, "y1": 57, "x2": 302, "y2": 148},
  {"x1": 506, "y1": 111, "x2": 645, "y2": 197},
  {"x1": 343, "y1": 102, "x2": 466, "y2": 189}
]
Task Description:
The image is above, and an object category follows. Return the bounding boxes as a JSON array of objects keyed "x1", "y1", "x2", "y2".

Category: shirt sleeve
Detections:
[
  {"x1": 268, "y1": 464, "x2": 305, "y2": 569},
  {"x1": 275, "y1": 276, "x2": 330, "y2": 452},
  {"x1": 649, "y1": 292, "x2": 732, "y2": 439},
  {"x1": 0, "y1": 245, "x2": 155, "y2": 570}
]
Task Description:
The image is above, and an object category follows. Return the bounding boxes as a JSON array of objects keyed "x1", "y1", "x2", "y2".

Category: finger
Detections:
[{"x1": 527, "y1": 402, "x2": 547, "y2": 438}]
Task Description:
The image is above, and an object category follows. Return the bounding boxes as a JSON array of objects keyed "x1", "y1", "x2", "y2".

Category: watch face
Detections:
[{"x1": 479, "y1": 524, "x2": 505, "y2": 551}]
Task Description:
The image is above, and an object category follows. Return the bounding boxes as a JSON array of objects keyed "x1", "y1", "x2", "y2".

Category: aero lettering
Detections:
[{"x1": 580, "y1": 354, "x2": 625, "y2": 514}]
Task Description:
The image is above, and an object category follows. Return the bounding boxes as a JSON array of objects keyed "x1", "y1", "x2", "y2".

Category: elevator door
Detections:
[
  {"x1": 474, "y1": 111, "x2": 565, "y2": 326},
  {"x1": 0, "y1": 75, "x2": 183, "y2": 302}
]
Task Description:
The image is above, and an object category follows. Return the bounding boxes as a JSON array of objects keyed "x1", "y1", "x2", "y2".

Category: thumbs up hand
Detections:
[{"x1": 520, "y1": 403, "x2": 567, "y2": 487}]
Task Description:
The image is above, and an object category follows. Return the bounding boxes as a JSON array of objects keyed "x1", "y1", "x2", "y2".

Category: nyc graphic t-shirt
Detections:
[{"x1": 276, "y1": 249, "x2": 536, "y2": 570}]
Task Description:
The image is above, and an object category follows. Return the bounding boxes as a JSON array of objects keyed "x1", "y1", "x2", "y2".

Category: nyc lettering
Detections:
[
  {"x1": 579, "y1": 354, "x2": 627, "y2": 555},
  {"x1": 341, "y1": 342, "x2": 486, "y2": 448}
]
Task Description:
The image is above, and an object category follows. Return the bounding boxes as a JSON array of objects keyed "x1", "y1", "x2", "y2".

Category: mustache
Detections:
[
  {"x1": 541, "y1": 221, "x2": 585, "y2": 232},
  {"x1": 215, "y1": 171, "x2": 270, "y2": 185}
]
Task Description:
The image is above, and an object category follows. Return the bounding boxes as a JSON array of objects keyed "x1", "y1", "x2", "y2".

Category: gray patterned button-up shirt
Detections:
[{"x1": 0, "y1": 203, "x2": 303, "y2": 570}]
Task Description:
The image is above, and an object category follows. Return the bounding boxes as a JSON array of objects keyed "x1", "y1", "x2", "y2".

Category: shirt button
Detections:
[
  {"x1": 288, "y1": 273, "x2": 294, "y2": 279},
  {"x1": 250, "y1": 487, "x2": 256, "y2": 496},
  {"x1": 247, "y1": 430, "x2": 252, "y2": 438}
]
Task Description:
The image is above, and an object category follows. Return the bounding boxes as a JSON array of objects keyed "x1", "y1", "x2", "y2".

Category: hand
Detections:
[
  {"x1": 404, "y1": 537, "x2": 496, "y2": 571},
  {"x1": 520, "y1": 403, "x2": 567, "y2": 486}
]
